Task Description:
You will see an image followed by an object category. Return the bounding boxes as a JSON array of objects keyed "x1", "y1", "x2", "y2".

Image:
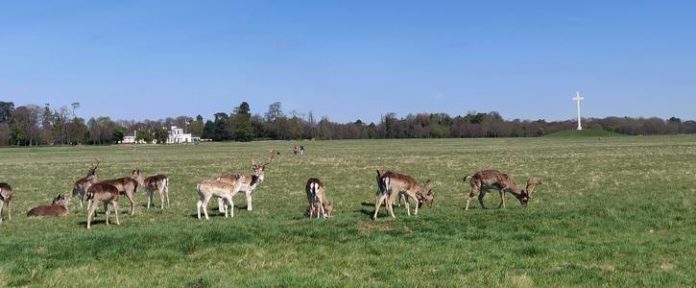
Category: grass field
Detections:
[{"x1": 0, "y1": 136, "x2": 694, "y2": 287}]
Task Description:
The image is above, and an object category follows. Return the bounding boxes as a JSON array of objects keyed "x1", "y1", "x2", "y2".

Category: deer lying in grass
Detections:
[
  {"x1": 305, "y1": 178, "x2": 331, "y2": 218},
  {"x1": 463, "y1": 169, "x2": 529, "y2": 211},
  {"x1": 196, "y1": 176, "x2": 245, "y2": 220},
  {"x1": 86, "y1": 183, "x2": 120, "y2": 229},
  {"x1": 526, "y1": 177, "x2": 543, "y2": 197},
  {"x1": 72, "y1": 159, "x2": 100, "y2": 208},
  {"x1": 216, "y1": 150, "x2": 278, "y2": 214},
  {"x1": 0, "y1": 182, "x2": 13, "y2": 224},
  {"x1": 27, "y1": 194, "x2": 71, "y2": 217},
  {"x1": 98, "y1": 172, "x2": 139, "y2": 215},
  {"x1": 131, "y1": 170, "x2": 169, "y2": 209},
  {"x1": 373, "y1": 170, "x2": 434, "y2": 219}
]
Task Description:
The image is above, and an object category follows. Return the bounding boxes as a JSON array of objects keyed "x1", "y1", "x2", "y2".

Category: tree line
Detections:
[{"x1": 1, "y1": 100, "x2": 695, "y2": 146}]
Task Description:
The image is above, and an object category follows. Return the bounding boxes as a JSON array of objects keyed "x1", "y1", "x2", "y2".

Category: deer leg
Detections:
[
  {"x1": 197, "y1": 199, "x2": 203, "y2": 219},
  {"x1": 201, "y1": 196, "x2": 210, "y2": 220},
  {"x1": 125, "y1": 191, "x2": 136, "y2": 215},
  {"x1": 318, "y1": 201, "x2": 325, "y2": 218},
  {"x1": 498, "y1": 189, "x2": 506, "y2": 209},
  {"x1": 225, "y1": 196, "x2": 234, "y2": 218},
  {"x1": 159, "y1": 187, "x2": 165, "y2": 209},
  {"x1": 104, "y1": 202, "x2": 110, "y2": 225},
  {"x1": 112, "y1": 201, "x2": 119, "y2": 225},
  {"x1": 164, "y1": 184, "x2": 170, "y2": 208},
  {"x1": 6, "y1": 199, "x2": 10, "y2": 221},
  {"x1": 79, "y1": 192, "x2": 84, "y2": 208},
  {"x1": 478, "y1": 189, "x2": 487, "y2": 209},
  {"x1": 87, "y1": 201, "x2": 98, "y2": 229},
  {"x1": 373, "y1": 194, "x2": 387, "y2": 219},
  {"x1": 246, "y1": 191, "x2": 253, "y2": 211},
  {"x1": 0, "y1": 201, "x2": 4, "y2": 223},
  {"x1": 387, "y1": 191, "x2": 400, "y2": 219},
  {"x1": 465, "y1": 186, "x2": 479, "y2": 211},
  {"x1": 147, "y1": 190, "x2": 153, "y2": 209},
  {"x1": 217, "y1": 198, "x2": 225, "y2": 214},
  {"x1": 408, "y1": 192, "x2": 420, "y2": 216}
]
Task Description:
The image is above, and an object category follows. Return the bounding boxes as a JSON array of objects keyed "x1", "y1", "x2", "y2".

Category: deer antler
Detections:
[{"x1": 262, "y1": 149, "x2": 278, "y2": 166}]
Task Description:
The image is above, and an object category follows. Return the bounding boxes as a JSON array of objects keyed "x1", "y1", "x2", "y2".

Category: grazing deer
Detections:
[
  {"x1": 526, "y1": 177, "x2": 543, "y2": 197},
  {"x1": 98, "y1": 172, "x2": 139, "y2": 215},
  {"x1": 86, "y1": 183, "x2": 120, "y2": 229},
  {"x1": 217, "y1": 150, "x2": 278, "y2": 214},
  {"x1": 0, "y1": 182, "x2": 13, "y2": 224},
  {"x1": 373, "y1": 171, "x2": 434, "y2": 219},
  {"x1": 27, "y1": 194, "x2": 71, "y2": 217},
  {"x1": 305, "y1": 178, "x2": 331, "y2": 218},
  {"x1": 130, "y1": 170, "x2": 170, "y2": 209},
  {"x1": 72, "y1": 159, "x2": 100, "y2": 208},
  {"x1": 463, "y1": 169, "x2": 529, "y2": 211},
  {"x1": 196, "y1": 176, "x2": 246, "y2": 220}
]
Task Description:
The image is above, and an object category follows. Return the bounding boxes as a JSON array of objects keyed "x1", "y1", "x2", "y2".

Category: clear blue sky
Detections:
[{"x1": 1, "y1": 1, "x2": 695, "y2": 123}]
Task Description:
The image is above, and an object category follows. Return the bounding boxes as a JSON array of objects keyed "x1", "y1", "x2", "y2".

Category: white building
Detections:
[
  {"x1": 122, "y1": 131, "x2": 139, "y2": 144},
  {"x1": 167, "y1": 126, "x2": 192, "y2": 144}
]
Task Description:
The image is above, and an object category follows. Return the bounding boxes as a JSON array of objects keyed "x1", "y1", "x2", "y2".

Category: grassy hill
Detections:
[{"x1": 0, "y1": 137, "x2": 694, "y2": 286}]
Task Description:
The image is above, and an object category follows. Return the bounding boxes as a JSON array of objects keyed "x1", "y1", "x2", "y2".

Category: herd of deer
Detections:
[{"x1": 0, "y1": 149, "x2": 543, "y2": 229}]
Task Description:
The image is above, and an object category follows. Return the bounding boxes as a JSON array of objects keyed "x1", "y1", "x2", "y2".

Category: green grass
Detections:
[
  {"x1": 545, "y1": 127, "x2": 622, "y2": 137},
  {"x1": 0, "y1": 137, "x2": 695, "y2": 287}
]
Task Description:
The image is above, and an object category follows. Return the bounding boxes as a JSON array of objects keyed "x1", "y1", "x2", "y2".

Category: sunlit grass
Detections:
[{"x1": 0, "y1": 136, "x2": 694, "y2": 287}]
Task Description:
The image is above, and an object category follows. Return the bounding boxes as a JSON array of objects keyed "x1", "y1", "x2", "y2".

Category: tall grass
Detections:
[{"x1": 0, "y1": 137, "x2": 694, "y2": 287}]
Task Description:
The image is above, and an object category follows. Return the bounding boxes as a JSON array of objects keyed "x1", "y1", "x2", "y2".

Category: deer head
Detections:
[
  {"x1": 510, "y1": 187, "x2": 529, "y2": 208},
  {"x1": 52, "y1": 194, "x2": 70, "y2": 207},
  {"x1": 251, "y1": 150, "x2": 279, "y2": 176},
  {"x1": 87, "y1": 158, "x2": 100, "y2": 177},
  {"x1": 131, "y1": 169, "x2": 145, "y2": 186},
  {"x1": 416, "y1": 179, "x2": 435, "y2": 208}
]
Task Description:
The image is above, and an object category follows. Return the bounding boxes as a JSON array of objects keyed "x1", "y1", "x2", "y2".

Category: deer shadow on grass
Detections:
[{"x1": 186, "y1": 205, "x2": 250, "y2": 219}]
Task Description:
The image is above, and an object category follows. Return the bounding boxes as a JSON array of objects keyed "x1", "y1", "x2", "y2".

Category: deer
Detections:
[
  {"x1": 0, "y1": 182, "x2": 13, "y2": 224},
  {"x1": 463, "y1": 169, "x2": 529, "y2": 211},
  {"x1": 216, "y1": 150, "x2": 279, "y2": 214},
  {"x1": 86, "y1": 183, "x2": 120, "y2": 229},
  {"x1": 196, "y1": 176, "x2": 246, "y2": 220},
  {"x1": 27, "y1": 194, "x2": 71, "y2": 217},
  {"x1": 130, "y1": 170, "x2": 170, "y2": 209},
  {"x1": 526, "y1": 177, "x2": 543, "y2": 197},
  {"x1": 97, "y1": 171, "x2": 139, "y2": 215},
  {"x1": 373, "y1": 170, "x2": 434, "y2": 219},
  {"x1": 72, "y1": 159, "x2": 100, "y2": 208},
  {"x1": 305, "y1": 178, "x2": 331, "y2": 218}
]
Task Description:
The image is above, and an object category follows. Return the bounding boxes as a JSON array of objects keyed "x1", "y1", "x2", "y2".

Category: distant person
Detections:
[{"x1": 300, "y1": 146, "x2": 305, "y2": 155}]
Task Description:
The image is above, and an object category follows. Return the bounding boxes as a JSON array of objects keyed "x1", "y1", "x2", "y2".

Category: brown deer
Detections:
[
  {"x1": 373, "y1": 171, "x2": 434, "y2": 219},
  {"x1": 464, "y1": 169, "x2": 529, "y2": 211},
  {"x1": 72, "y1": 159, "x2": 100, "y2": 208},
  {"x1": 0, "y1": 182, "x2": 13, "y2": 224},
  {"x1": 86, "y1": 183, "x2": 120, "y2": 229},
  {"x1": 196, "y1": 176, "x2": 245, "y2": 220},
  {"x1": 305, "y1": 178, "x2": 331, "y2": 218},
  {"x1": 130, "y1": 170, "x2": 169, "y2": 209},
  {"x1": 216, "y1": 150, "x2": 278, "y2": 214},
  {"x1": 526, "y1": 177, "x2": 543, "y2": 197},
  {"x1": 98, "y1": 172, "x2": 139, "y2": 215},
  {"x1": 27, "y1": 194, "x2": 71, "y2": 217}
]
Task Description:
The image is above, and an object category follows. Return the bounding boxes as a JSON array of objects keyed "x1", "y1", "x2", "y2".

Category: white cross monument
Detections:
[{"x1": 572, "y1": 91, "x2": 584, "y2": 130}]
